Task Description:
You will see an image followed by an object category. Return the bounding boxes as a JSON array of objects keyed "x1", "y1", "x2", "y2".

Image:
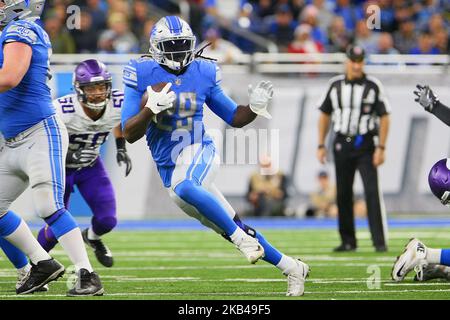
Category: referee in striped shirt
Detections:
[{"x1": 317, "y1": 45, "x2": 390, "y2": 252}]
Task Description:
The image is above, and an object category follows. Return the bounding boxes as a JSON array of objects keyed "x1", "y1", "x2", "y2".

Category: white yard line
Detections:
[{"x1": 1, "y1": 288, "x2": 450, "y2": 298}]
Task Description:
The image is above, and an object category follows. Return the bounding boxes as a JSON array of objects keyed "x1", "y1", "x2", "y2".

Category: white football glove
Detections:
[
  {"x1": 145, "y1": 82, "x2": 176, "y2": 115},
  {"x1": 248, "y1": 80, "x2": 274, "y2": 119}
]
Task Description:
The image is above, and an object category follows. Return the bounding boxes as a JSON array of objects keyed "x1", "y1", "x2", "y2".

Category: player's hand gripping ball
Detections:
[{"x1": 141, "y1": 82, "x2": 176, "y2": 115}]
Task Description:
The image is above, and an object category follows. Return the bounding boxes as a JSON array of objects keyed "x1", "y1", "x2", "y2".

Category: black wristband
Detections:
[
  {"x1": 377, "y1": 145, "x2": 385, "y2": 150},
  {"x1": 318, "y1": 144, "x2": 325, "y2": 149},
  {"x1": 116, "y1": 137, "x2": 126, "y2": 150}
]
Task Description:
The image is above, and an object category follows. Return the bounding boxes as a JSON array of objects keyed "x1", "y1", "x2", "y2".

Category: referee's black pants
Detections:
[{"x1": 333, "y1": 134, "x2": 387, "y2": 248}]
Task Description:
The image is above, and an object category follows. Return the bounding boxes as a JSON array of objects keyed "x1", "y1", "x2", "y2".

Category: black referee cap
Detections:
[{"x1": 346, "y1": 45, "x2": 365, "y2": 62}]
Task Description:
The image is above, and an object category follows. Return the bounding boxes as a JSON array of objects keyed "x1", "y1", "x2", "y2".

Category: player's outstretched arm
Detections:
[
  {"x1": 414, "y1": 84, "x2": 450, "y2": 126},
  {"x1": 431, "y1": 102, "x2": 450, "y2": 127},
  {"x1": 0, "y1": 42, "x2": 31, "y2": 92},
  {"x1": 208, "y1": 80, "x2": 273, "y2": 128},
  {"x1": 231, "y1": 105, "x2": 258, "y2": 128}
]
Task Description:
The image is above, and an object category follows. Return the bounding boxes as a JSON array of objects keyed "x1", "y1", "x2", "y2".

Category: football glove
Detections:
[
  {"x1": 68, "y1": 147, "x2": 98, "y2": 166},
  {"x1": 248, "y1": 80, "x2": 273, "y2": 119},
  {"x1": 116, "y1": 138, "x2": 132, "y2": 177},
  {"x1": 414, "y1": 84, "x2": 439, "y2": 112},
  {"x1": 145, "y1": 83, "x2": 176, "y2": 115}
]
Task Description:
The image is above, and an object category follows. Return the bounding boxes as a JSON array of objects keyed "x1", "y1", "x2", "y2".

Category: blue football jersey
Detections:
[
  {"x1": 0, "y1": 19, "x2": 54, "y2": 139},
  {"x1": 122, "y1": 58, "x2": 238, "y2": 187}
]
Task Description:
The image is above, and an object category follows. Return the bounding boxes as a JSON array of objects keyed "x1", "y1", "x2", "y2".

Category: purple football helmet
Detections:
[
  {"x1": 428, "y1": 158, "x2": 450, "y2": 205},
  {"x1": 73, "y1": 59, "x2": 112, "y2": 110}
]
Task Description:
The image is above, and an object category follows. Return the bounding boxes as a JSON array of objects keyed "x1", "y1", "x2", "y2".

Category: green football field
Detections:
[{"x1": 1, "y1": 227, "x2": 450, "y2": 300}]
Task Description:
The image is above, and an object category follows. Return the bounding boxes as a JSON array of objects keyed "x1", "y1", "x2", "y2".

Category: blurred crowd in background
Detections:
[{"x1": 42, "y1": 0, "x2": 449, "y2": 59}]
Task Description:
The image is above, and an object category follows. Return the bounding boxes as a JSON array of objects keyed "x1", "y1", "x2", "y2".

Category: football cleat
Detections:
[
  {"x1": 285, "y1": 259, "x2": 310, "y2": 297},
  {"x1": 16, "y1": 268, "x2": 49, "y2": 292},
  {"x1": 391, "y1": 238, "x2": 428, "y2": 282},
  {"x1": 82, "y1": 228, "x2": 114, "y2": 267},
  {"x1": 414, "y1": 264, "x2": 450, "y2": 282},
  {"x1": 16, "y1": 258, "x2": 64, "y2": 295},
  {"x1": 235, "y1": 235, "x2": 265, "y2": 264},
  {"x1": 66, "y1": 268, "x2": 104, "y2": 297}
]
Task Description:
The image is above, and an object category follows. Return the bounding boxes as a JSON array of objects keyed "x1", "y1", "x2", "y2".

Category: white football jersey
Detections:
[{"x1": 54, "y1": 89, "x2": 124, "y2": 168}]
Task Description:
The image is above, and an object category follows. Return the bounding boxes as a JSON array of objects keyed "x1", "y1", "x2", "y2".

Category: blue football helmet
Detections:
[
  {"x1": 149, "y1": 16, "x2": 196, "y2": 71},
  {"x1": 0, "y1": 0, "x2": 31, "y2": 27}
]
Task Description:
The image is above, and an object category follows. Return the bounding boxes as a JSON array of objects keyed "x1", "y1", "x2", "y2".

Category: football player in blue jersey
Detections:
[
  {"x1": 122, "y1": 16, "x2": 309, "y2": 296},
  {"x1": 0, "y1": 0, "x2": 103, "y2": 296}
]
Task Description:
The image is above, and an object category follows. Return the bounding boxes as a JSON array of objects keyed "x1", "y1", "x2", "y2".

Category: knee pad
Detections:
[{"x1": 92, "y1": 216, "x2": 117, "y2": 236}]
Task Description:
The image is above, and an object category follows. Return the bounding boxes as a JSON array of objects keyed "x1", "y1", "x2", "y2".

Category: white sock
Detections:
[
  {"x1": 426, "y1": 248, "x2": 442, "y2": 264},
  {"x1": 4, "y1": 220, "x2": 51, "y2": 264},
  {"x1": 229, "y1": 227, "x2": 247, "y2": 246},
  {"x1": 57, "y1": 228, "x2": 93, "y2": 272},
  {"x1": 276, "y1": 254, "x2": 297, "y2": 274},
  {"x1": 88, "y1": 227, "x2": 100, "y2": 240},
  {"x1": 18, "y1": 263, "x2": 31, "y2": 274}
]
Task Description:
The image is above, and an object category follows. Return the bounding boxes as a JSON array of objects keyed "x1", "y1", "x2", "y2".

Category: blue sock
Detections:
[
  {"x1": 0, "y1": 211, "x2": 22, "y2": 237},
  {"x1": 255, "y1": 232, "x2": 283, "y2": 266},
  {"x1": 174, "y1": 180, "x2": 238, "y2": 236},
  {"x1": 440, "y1": 249, "x2": 450, "y2": 266},
  {"x1": 0, "y1": 237, "x2": 28, "y2": 269},
  {"x1": 44, "y1": 209, "x2": 78, "y2": 239},
  {"x1": 232, "y1": 217, "x2": 283, "y2": 266}
]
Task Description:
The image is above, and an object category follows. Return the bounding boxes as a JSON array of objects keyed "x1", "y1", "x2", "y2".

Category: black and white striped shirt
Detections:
[{"x1": 318, "y1": 74, "x2": 391, "y2": 136}]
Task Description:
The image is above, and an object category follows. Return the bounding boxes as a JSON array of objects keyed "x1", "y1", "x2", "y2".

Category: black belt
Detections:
[{"x1": 335, "y1": 133, "x2": 372, "y2": 148}]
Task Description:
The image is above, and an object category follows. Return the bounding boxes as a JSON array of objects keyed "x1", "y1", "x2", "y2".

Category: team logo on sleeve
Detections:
[
  {"x1": 7, "y1": 25, "x2": 38, "y2": 44},
  {"x1": 123, "y1": 65, "x2": 138, "y2": 87}
]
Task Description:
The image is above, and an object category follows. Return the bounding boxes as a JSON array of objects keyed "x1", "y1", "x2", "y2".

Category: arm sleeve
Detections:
[
  {"x1": 206, "y1": 85, "x2": 238, "y2": 125},
  {"x1": 431, "y1": 101, "x2": 450, "y2": 127},
  {"x1": 3, "y1": 22, "x2": 38, "y2": 46}
]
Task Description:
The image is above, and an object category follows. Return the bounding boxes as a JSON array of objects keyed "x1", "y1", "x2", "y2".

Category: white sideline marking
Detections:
[{"x1": 50, "y1": 249, "x2": 400, "y2": 259}]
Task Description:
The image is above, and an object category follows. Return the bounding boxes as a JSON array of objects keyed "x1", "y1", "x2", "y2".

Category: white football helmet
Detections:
[
  {"x1": 0, "y1": 0, "x2": 31, "y2": 27},
  {"x1": 149, "y1": 16, "x2": 196, "y2": 71}
]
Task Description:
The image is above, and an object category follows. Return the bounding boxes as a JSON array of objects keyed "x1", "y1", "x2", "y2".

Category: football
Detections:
[{"x1": 140, "y1": 82, "x2": 169, "y2": 109}]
